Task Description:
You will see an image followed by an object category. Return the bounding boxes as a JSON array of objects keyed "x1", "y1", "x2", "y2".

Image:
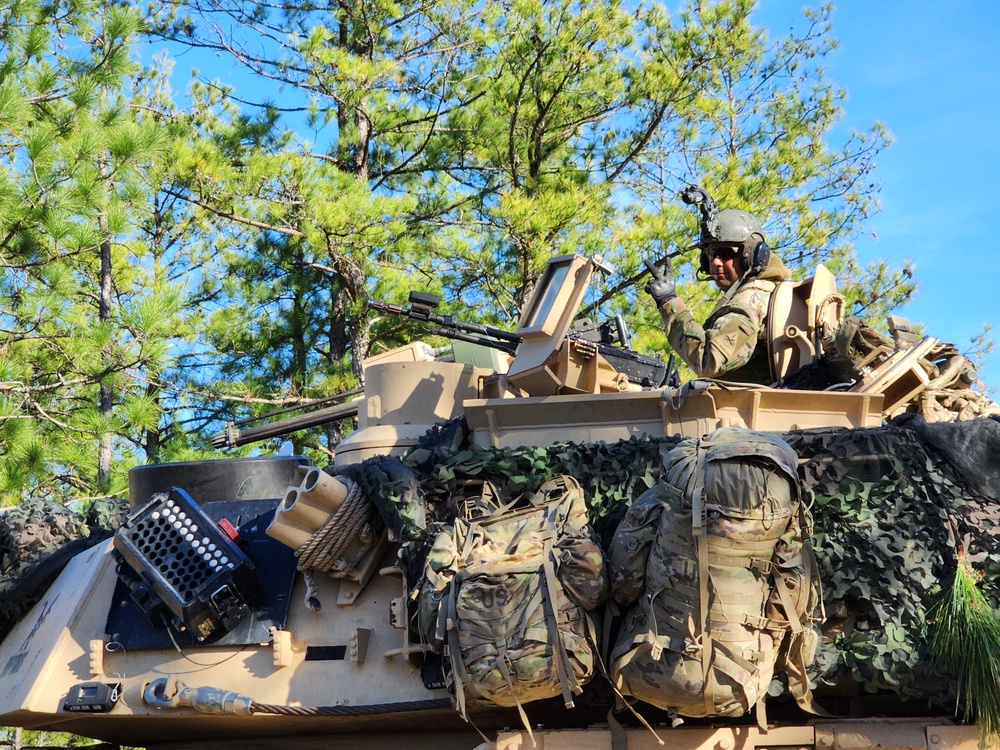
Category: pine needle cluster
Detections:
[{"x1": 930, "y1": 549, "x2": 1000, "y2": 746}]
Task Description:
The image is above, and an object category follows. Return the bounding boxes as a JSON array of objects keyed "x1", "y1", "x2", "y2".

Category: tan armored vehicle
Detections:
[{"x1": 1, "y1": 250, "x2": 996, "y2": 750}]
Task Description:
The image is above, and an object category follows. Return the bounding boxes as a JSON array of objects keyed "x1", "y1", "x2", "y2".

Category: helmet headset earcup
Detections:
[
  {"x1": 699, "y1": 247, "x2": 710, "y2": 276},
  {"x1": 745, "y1": 237, "x2": 770, "y2": 276}
]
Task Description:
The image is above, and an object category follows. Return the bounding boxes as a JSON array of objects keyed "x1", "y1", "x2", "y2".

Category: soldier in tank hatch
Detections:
[{"x1": 645, "y1": 187, "x2": 791, "y2": 384}]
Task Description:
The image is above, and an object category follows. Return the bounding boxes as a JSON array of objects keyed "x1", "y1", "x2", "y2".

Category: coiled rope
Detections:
[{"x1": 293, "y1": 475, "x2": 374, "y2": 610}]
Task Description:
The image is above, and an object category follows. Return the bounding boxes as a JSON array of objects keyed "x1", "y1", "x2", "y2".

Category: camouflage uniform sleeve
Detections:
[{"x1": 658, "y1": 284, "x2": 770, "y2": 378}]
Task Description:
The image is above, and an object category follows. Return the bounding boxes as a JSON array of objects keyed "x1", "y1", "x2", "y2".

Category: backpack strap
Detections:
[
  {"x1": 799, "y1": 503, "x2": 826, "y2": 624},
  {"x1": 783, "y1": 503, "x2": 830, "y2": 717},
  {"x1": 443, "y1": 580, "x2": 471, "y2": 721},
  {"x1": 783, "y1": 628, "x2": 829, "y2": 717},
  {"x1": 495, "y1": 640, "x2": 537, "y2": 744},
  {"x1": 456, "y1": 517, "x2": 480, "y2": 561},
  {"x1": 771, "y1": 567, "x2": 804, "y2": 635},
  {"x1": 691, "y1": 483, "x2": 715, "y2": 720},
  {"x1": 585, "y1": 618, "x2": 666, "y2": 746},
  {"x1": 607, "y1": 587, "x2": 689, "y2": 669},
  {"x1": 541, "y1": 537, "x2": 582, "y2": 708}
]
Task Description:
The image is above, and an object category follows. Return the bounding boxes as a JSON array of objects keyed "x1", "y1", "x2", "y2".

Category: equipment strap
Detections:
[
  {"x1": 772, "y1": 571, "x2": 803, "y2": 635},
  {"x1": 692, "y1": 478, "x2": 715, "y2": 719},
  {"x1": 444, "y1": 582, "x2": 471, "y2": 722},
  {"x1": 588, "y1": 628, "x2": 665, "y2": 747},
  {"x1": 496, "y1": 642, "x2": 536, "y2": 743},
  {"x1": 785, "y1": 629, "x2": 831, "y2": 717},
  {"x1": 541, "y1": 540, "x2": 580, "y2": 708}
]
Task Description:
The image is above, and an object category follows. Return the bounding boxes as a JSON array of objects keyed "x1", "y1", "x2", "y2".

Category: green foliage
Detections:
[
  {"x1": 965, "y1": 325, "x2": 997, "y2": 398},
  {"x1": 0, "y1": 0, "x2": 203, "y2": 500},
  {"x1": 0, "y1": 727, "x2": 105, "y2": 747},
  {"x1": 930, "y1": 555, "x2": 1000, "y2": 743},
  {"x1": 0, "y1": 0, "x2": 982, "y2": 506}
]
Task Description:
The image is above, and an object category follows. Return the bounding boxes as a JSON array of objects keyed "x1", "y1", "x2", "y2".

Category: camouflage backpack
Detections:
[
  {"x1": 419, "y1": 475, "x2": 607, "y2": 725},
  {"x1": 608, "y1": 427, "x2": 824, "y2": 727}
]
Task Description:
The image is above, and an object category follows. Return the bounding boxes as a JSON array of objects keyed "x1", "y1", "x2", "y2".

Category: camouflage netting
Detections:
[
  {"x1": 0, "y1": 496, "x2": 128, "y2": 638},
  {"x1": 344, "y1": 414, "x2": 1000, "y2": 711},
  {"x1": 1, "y1": 498, "x2": 90, "y2": 575}
]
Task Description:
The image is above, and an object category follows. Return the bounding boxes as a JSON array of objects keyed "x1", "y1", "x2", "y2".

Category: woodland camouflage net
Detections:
[
  {"x1": 348, "y1": 414, "x2": 1000, "y2": 710},
  {"x1": 0, "y1": 496, "x2": 126, "y2": 636}
]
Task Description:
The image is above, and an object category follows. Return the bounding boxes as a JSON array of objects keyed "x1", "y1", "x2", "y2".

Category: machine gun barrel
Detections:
[
  {"x1": 209, "y1": 390, "x2": 363, "y2": 449},
  {"x1": 367, "y1": 298, "x2": 520, "y2": 354},
  {"x1": 423, "y1": 325, "x2": 519, "y2": 355}
]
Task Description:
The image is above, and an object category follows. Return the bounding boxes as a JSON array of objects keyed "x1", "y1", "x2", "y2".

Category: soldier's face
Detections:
[{"x1": 707, "y1": 246, "x2": 745, "y2": 290}]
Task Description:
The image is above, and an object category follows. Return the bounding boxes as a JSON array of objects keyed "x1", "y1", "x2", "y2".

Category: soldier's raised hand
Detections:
[{"x1": 644, "y1": 258, "x2": 677, "y2": 307}]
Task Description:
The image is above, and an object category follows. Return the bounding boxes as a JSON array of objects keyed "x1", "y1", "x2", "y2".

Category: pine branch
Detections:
[{"x1": 930, "y1": 545, "x2": 1000, "y2": 744}]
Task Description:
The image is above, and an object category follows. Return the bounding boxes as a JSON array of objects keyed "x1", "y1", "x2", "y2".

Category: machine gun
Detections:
[
  {"x1": 367, "y1": 282, "x2": 677, "y2": 390},
  {"x1": 566, "y1": 316, "x2": 679, "y2": 389},
  {"x1": 367, "y1": 292, "x2": 520, "y2": 355}
]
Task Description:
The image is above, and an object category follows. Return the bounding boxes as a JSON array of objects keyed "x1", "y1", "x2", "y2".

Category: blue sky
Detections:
[{"x1": 753, "y1": 1, "x2": 1000, "y2": 389}]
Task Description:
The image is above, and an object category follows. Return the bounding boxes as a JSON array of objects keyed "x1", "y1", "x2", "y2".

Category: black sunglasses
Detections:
[{"x1": 707, "y1": 246, "x2": 741, "y2": 262}]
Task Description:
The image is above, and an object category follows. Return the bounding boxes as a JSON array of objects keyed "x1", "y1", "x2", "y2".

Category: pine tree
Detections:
[
  {"x1": 142, "y1": 0, "x2": 928, "y2": 445},
  {"x1": 146, "y1": 0, "x2": 492, "y2": 455},
  {"x1": 0, "y1": 0, "x2": 174, "y2": 502}
]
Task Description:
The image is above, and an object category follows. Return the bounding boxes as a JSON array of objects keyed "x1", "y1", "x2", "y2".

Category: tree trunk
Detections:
[{"x1": 97, "y1": 180, "x2": 113, "y2": 490}]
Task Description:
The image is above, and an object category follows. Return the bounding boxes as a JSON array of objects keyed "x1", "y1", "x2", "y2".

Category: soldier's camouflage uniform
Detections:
[{"x1": 656, "y1": 254, "x2": 792, "y2": 384}]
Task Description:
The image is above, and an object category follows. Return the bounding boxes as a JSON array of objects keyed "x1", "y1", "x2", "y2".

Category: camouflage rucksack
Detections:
[
  {"x1": 420, "y1": 475, "x2": 607, "y2": 724},
  {"x1": 608, "y1": 427, "x2": 824, "y2": 727}
]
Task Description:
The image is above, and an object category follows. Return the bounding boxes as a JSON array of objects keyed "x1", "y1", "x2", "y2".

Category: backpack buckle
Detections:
[{"x1": 461, "y1": 480, "x2": 504, "y2": 519}]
